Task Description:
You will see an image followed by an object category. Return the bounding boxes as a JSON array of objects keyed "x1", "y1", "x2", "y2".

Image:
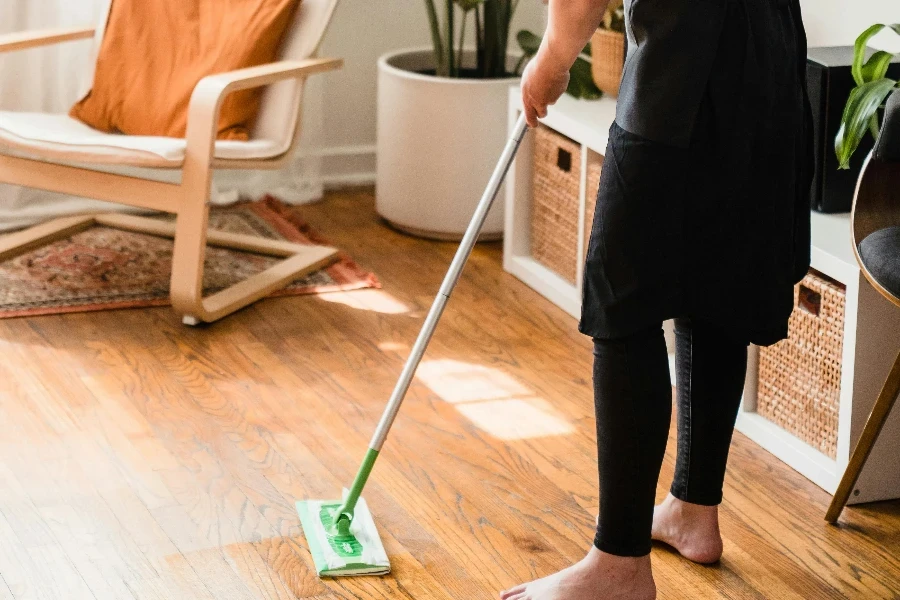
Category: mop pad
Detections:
[{"x1": 297, "y1": 490, "x2": 390, "y2": 577}]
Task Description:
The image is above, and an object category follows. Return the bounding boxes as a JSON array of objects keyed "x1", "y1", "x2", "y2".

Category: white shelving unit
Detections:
[
  {"x1": 736, "y1": 212, "x2": 900, "y2": 504},
  {"x1": 504, "y1": 85, "x2": 900, "y2": 504},
  {"x1": 503, "y1": 86, "x2": 617, "y2": 318}
]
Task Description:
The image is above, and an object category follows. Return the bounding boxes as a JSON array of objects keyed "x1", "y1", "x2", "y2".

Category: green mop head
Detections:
[{"x1": 297, "y1": 492, "x2": 390, "y2": 577}]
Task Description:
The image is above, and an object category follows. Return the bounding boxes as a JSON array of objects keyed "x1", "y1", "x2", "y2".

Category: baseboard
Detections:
[
  {"x1": 323, "y1": 172, "x2": 376, "y2": 188},
  {"x1": 315, "y1": 143, "x2": 376, "y2": 189},
  {"x1": 312, "y1": 144, "x2": 377, "y2": 159}
]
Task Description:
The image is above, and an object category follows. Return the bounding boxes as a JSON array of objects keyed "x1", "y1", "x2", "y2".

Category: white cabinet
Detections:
[{"x1": 736, "y1": 213, "x2": 900, "y2": 504}]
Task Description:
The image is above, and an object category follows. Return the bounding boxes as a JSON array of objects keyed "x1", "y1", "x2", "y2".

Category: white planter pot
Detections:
[{"x1": 376, "y1": 48, "x2": 520, "y2": 240}]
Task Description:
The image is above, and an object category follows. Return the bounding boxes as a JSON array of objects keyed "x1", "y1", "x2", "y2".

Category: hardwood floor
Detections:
[{"x1": 0, "y1": 187, "x2": 898, "y2": 599}]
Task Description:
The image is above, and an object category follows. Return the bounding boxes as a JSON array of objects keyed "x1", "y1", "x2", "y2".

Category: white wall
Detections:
[
  {"x1": 317, "y1": 0, "x2": 547, "y2": 186},
  {"x1": 800, "y1": 0, "x2": 900, "y2": 48}
]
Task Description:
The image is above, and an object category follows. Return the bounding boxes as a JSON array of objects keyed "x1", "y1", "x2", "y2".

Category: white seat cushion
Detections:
[{"x1": 0, "y1": 112, "x2": 285, "y2": 168}]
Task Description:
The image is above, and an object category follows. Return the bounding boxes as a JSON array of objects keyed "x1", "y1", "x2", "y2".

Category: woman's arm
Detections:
[{"x1": 522, "y1": 0, "x2": 611, "y2": 126}]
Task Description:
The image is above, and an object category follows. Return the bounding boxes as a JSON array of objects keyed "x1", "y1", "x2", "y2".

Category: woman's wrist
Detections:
[{"x1": 535, "y1": 44, "x2": 572, "y2": 79}]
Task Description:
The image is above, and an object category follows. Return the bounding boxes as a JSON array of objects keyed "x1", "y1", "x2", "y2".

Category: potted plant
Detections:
[
  {"x1": 377, "y1": 0, "x2": 599, "y2": 240},
  {"x1": 836, "y1": 23, "x2": 900, "y2": 169}
]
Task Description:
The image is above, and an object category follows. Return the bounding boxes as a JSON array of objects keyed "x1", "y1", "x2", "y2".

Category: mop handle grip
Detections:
[{"x1": 369, "y1": 113, "x2": 530, "y2": 451}]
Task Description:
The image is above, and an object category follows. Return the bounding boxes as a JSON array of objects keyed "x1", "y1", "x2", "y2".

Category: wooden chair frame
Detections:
[
  {"x1": 0, "y1": 27, "x2": 342, "y2": 324},
  {"x1": 825, "y1": 152, "x2": 900, "y2": 523}
]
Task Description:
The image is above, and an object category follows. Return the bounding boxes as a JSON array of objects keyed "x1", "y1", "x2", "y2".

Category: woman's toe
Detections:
[{"x1": 500, "y1": 584, "x2": 526, "y2": 599}]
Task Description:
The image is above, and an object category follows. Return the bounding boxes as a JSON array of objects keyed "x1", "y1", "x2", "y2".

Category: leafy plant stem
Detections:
[
  {"x1": 482, "y1": 0, "x2": 498, "y2": 77},
  {"x1": 424, "y1": 0, "x2": 445, "y2": 77},
  {"x1": 458, "y1": 10, "x2": 468, "y2": 73},
  {"x1": 446, "y1": 0, "x2": 456, "y2": 76},
  {"x1": 513, "y1": 53, "x2": 527, "y2": 76},
  {"x1": 474, "y1": 5, "x2": 483, "y2": 74}
]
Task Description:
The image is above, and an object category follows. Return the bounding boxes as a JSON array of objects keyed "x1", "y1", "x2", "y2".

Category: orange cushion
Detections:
[{"x1": 71, "y1": 0, "x2": 300, "y2": 141}]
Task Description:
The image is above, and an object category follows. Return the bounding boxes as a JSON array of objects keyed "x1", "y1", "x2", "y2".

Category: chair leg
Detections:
[
  {"x1": 168, "y1": 194, "x2": 212, "y2": 323},
  {"x1": 109, "y1": 205, "x2": 339, "y2": 325},
  {"x1": 826, "y1": 349, "x2": 900, "y2": 523}
]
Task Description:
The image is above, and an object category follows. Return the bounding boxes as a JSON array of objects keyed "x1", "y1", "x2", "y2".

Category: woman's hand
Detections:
[
  {"x1": 521, "y1": 0, "x2": 610, "y2": 127},
  {"x1": 521, "y1": 51, "x2": 570, "y2": 127}
]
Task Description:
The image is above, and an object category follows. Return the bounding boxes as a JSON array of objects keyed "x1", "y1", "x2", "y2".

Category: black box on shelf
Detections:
[{"x1": 806, "y1": 46, "x2": 900, "y2": 213}]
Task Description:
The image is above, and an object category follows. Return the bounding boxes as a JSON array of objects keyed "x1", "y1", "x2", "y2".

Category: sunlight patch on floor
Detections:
[
  {"x1": 378, "y1": 341, "x2": 409, "y2": 352},
  {"x1": 417, "y1": 359, "x2": 573, "y2": 440},
  {"x1": 455, "y1": 398, "x2": 574, "y2": 440},
  {"x1": 416, "y1": 359, "x2": 530, "y2": 404},
  {"x1": 318, "y1": 289, "x2": 410, "y2": 314}
]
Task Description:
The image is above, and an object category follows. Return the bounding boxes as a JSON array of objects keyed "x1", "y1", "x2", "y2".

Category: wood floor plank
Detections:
[{"x1": 0, "y1": 187, "x2": 898, "y2": 599}]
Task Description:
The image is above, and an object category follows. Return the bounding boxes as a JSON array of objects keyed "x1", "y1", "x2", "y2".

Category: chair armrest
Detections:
[
  {"x1": 0, "y1": 26, "x2": 95, "y2": 53},
  {"x1": 193, "y1": 57, "x2": 342, "y2": 99},
  {"x1": 183, "y1": 57, "x2": 342, "y2": 168}
]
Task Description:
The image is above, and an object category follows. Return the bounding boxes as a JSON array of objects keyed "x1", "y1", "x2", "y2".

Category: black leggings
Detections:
[{"x1": 592, "y1": 318, "x2": 748, "y2": 557}]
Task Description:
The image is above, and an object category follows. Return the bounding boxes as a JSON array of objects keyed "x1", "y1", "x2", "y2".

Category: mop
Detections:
[{"x1": 297, "y1": 113, "x2": 530, "y2": 577}]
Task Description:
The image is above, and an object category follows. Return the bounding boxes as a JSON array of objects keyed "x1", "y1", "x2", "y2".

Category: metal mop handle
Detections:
[{"x1": 333, "y1": 114, "x2": 530, "y2": 530}]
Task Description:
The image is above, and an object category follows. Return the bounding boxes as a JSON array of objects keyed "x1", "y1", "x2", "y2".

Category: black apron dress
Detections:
[{"x1": 579, "y1": 0, "x2": 814, "y2": 347}]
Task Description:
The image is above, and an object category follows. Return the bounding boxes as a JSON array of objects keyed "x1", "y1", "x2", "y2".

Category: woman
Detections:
[{"x1": 502, "y1": 0, "x2": 812, "y2": 598}]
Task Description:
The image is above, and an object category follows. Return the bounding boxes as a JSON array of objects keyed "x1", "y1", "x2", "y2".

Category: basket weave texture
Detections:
[
  {"x1": 583, "y1": 153, "x2": 603, "y2": 260},
  {"x1": 757, "y1": 270, "x2": 845, "y2": 458},
  {"x1": 591, "y1": 28, "x2": 625, "y2": 98},
  {"x1": 531, "y1": 126, "x2": 581, "y2": 283}
]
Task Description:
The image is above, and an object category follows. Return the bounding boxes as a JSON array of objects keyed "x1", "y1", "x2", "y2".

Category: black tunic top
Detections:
[{"x1": 579, "y1": 0, "x2": 813, "y2": 346}]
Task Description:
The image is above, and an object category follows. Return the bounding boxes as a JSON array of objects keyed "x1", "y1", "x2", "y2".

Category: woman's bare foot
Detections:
[
  {"x1": 499, "y1": 546, "x2": 656, "y2": 600},
  {"x1": 650, "y1": 493, "x2": 723, "y2": 564}
]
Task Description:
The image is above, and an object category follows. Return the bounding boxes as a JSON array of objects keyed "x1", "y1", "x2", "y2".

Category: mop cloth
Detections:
[{"x1": 297, "y1": 491, "x2": 390, "y2": 577}]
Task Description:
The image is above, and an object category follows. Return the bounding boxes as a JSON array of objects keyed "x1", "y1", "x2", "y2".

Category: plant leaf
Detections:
[
  {"x1": 861, "y1": 50, "x2": 895, "y2": 83},
  {"x1": 852, "y1": 23, "x2": 900, "y2": 85},
  {"x1": 566, "y1": 57, "x2": 603, "y2": 100},
  {"x1": 516, "y1": 29, "x2": 541, "y2": 58},
  {"x1": 835, "y1": 78, "x2": 898, "y2": 169},
  {"x1": 852, "y1": 24, "x2": 888, "y2": 86}
]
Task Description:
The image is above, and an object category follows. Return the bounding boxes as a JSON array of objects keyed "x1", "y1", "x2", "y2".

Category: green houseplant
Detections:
[
  {"x1": 422, "y1": 0, "x2": 601, "y2": 98},
  {"x1": 376, "y1": 2, "x2": 525, "y2": 240},
  {"x1": 836, "y1": 23, "x2": 900, "y2": 169},
  {"x1": 424, "y1": 0, "x2": 515, "y2": 78},
  {"x1": 376, "y1": 1, "x2": 604, "y2": 239}
]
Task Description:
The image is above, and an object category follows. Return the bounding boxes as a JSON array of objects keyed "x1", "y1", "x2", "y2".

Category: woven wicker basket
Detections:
[
  {"x1": 583, "y1": 153, "x2": 603, "y2": 260},
  {"x1": 757, "y1": 270, "x2": 845, "y2": 458},
  {"x1": 531, "y1": 126, "x2": 581, "y2": 283},
  {"x1": 591, "y1": 28, "x2": 625, "y2": 98}
]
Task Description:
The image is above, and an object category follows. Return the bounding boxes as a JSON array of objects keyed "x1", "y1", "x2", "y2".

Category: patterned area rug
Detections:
[{"x1": 0, "y1": 197, "x2": 379, "y2": 319}]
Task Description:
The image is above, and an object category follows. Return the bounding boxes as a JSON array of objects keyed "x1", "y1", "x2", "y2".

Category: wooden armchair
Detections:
[
  {"x1": 0, "y1": 0, "x2": 342, "y2": 325},
  {"x1": 826, "y1": 89, "x2": 900, "y2": 523}
]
